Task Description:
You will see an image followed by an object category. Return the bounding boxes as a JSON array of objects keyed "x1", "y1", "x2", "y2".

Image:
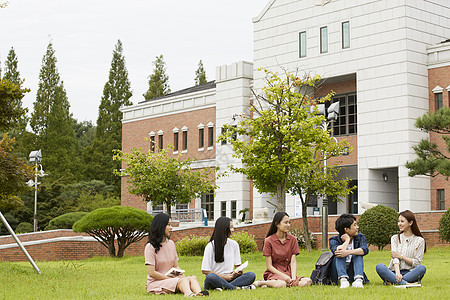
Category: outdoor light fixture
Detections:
[
  {"x1": 28, "y1": 150, "x2": 47, "y2": 232},
  {"x1": 316, "y1": 102, "x2": 339, "y2": 250},
  {"x1": 383, "y1": 173, "x2": 388, "y2": 182}
]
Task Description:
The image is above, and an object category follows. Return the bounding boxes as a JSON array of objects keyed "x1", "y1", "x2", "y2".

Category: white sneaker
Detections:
[
  {"x1": 340, "y1": 277, "x2": 350, "y2": 289},
  {"x1": 352, "y1": 278, "x2": 364, "y2": 288},
  {"x1": 215, "y1": 288, "x2": 223, "y2": 292},
  {"x1": 240, "y1": 285, "x2": 256, "y2": 290},
  {"x1": 394, "y1": 283, "x2": 421, "y2": 288}
]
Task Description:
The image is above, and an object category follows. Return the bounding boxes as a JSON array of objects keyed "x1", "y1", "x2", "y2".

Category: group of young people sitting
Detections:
[{"x1": 144, "y1": 209, "x2": 426, "y2": 296}]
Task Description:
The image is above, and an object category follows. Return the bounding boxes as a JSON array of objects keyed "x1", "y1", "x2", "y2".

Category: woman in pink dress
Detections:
[
  {"x1": 254, "y1": 212, "x2": 312, "y2": 288},
  {"x1": 145, "y1": 213, "x2": 209, "y2": 296}
]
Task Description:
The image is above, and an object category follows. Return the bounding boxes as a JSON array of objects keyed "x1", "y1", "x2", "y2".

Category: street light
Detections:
[
  {"x1": 317, "y1": 102, "x2": 339, "y2": 251},
  {"x1": 28, "y1": 150, "x2": 47, "y2": 232}
]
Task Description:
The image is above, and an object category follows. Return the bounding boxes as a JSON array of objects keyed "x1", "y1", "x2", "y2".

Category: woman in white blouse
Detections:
[{"x1": 376, "y1": 210, "x2": 426, "y2": 285}]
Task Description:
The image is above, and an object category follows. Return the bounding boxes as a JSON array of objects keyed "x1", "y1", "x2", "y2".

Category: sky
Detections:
[{"x1": 0, "y1": 0, "x2": 268, "y2": 123}]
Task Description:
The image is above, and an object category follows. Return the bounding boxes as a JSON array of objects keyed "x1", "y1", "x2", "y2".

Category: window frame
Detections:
[
  {"x1": 299, "y1": 31, "x2": 306, "y2": 58},
  {"x1": 342, "y1": 21, "x2": 350, "y2": 49},
  {"x1": 326, "y1": 92, "x2": 357, "y2": 136},
  {"x1": 201, "y1": 190, "x2": 215, "y2": 221},
  {"x1": 320, "y1": 26, "x2": 328, "y2": 54},
  {"x1": 438, "y1": 189, "x2": 445, "y2": 210}
]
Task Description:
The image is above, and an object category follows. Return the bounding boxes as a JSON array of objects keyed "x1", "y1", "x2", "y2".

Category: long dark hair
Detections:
[
  {"x1": 397, "y1": 210, "x2": 426, "y2": 253},
  {"x1": 210, "y1": 217, "x2": 232, "y2": 263},
  {"x1": 148, "y1": 213, "x2": 170, "y2": 253},
  {"x1": 266, "y1": 212, "x2": 289, "y2": 238}
]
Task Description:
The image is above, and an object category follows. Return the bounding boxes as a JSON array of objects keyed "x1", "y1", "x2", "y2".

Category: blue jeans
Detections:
[
  {"x1": 330, "y1": 255, "x2": 365, "y2": 284},
  {"x1": 376, "y1": 263, "x2": 426, "y2": 284},
  {"x1": 204, "y1": 272, "x2": 256, "y2": 290}
]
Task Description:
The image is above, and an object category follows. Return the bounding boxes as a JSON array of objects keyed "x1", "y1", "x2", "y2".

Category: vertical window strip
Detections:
[
  {"x1": 199, "y1": 128, "x2": 204, "y2": 148},
  {"x1": 342, "y1": 21, "x2": 350, "y2": 49},
  {"x1": 299, "y1": 31, "x2": 306, "y2": 58},
  {"x1": 208, "y1": 126, "x2": 214, "y2": 147},
  {"x1": 174, "y1": 132, "x2": 179, "y2": 151},
  {"x1": 182, "y1": 130, "x2": 188, "y2": 150},
  {"x1": 320, "y1": 26, "x2": 328, "y2": 53},
  {"x1": 436, "y1": 93, "x2": 443, "y2": 111}
]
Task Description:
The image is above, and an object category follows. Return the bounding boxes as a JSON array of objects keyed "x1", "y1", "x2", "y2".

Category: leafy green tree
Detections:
[
  {"x1": 73, "y1": 206, "x2": 153, "y2": 257},
  {"x1": 439, "y1": 208, "x2": 450, "y2": 242},
  {"x1": 15, "y1": 222, "x2": 33, "y2": 233},
  {"x1": 45, "y1": 211, "x2": 88, "y2": 230},
  {"x1": 358, "y1": 205, "x2": 398, "y2": 250},
  {"x1": 30, "y1": 41, "x2": 80, "y2": 181},
  {"x1": 143, "y1": 55, "x2": 170, "y2": 100},
  {"x1": 219, "y1": 69, "x2": 342, "y2": 211},
  {"x1": 74, "y1": 120, "x2": 95, "y2": 149},
  {"x1": 84, "y1": 40, "x2": 132, "y2": 195},
  {"x1": 113, "y1": 147, "x2": 216, "y2": 216},
  {"x1": 0, "y1": 79, "x2": 32, "y2": 212},
  {"x1": 406, "y1": 107, "x2": 450, "y2": 179},
  {"x1": 4, "y1": 47, "x2": 21, "y2": 84},
  {"x1": 194, "y1": 60, "x2": 207, "y2": 85}
]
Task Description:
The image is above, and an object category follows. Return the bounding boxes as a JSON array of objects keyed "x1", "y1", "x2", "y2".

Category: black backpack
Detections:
[{"x1": 310, "y1": 251, "x2": 334, "y2": 285}]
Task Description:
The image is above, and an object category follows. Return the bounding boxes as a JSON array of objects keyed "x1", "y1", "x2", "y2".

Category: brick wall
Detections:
[
  {"x1": 1, "y1": 211, "x2": 447, "y2": 262},
  {"x1": 428, "y1": 65, "x2": 450, "y2": 210}
]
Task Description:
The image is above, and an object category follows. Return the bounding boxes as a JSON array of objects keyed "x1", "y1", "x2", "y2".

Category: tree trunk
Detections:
[
  {"x1": 276, "y1": 182, "x2": 286, "y2": 212},
  {"x1": 108, "y1": 237, "x2": 116, "y2": 257},
  {"x1": 166, "y1": 201, "x2": 171, "y2": 217},
  {"x1": 301, "y1": 195, "x2": 312, "y2": 252}
]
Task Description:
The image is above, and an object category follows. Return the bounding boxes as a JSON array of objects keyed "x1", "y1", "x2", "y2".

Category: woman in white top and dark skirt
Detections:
[
  {"x1": 201, "y1": 217, "x2": 256, "y2": 291},
  {"x1": 376, "y1": 210, "x2": 426, "y2": 285}
]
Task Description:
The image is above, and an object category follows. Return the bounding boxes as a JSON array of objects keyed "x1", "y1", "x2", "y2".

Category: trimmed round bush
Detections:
[
  {"x1": 15, "y1": 222, "x2": 33, "y2": 234},
  {"x1": 73, "y1": 206, "x2": 153, "y2": 257},
  {"x1": 232, "y1": 231, "x2": 258, "y2": 253},
  {"x1": 358, "y1": 205, "x2": 398, "y2": 250},
  {"x1": 439, "y1": 208, "x2": 450, "y2": 242},
  {"x1": 45, "y1": 211, "x2": 89, "y2": 230},
  {"x1": 176, "y1": 235, "x2": 209, "y2": 256}
]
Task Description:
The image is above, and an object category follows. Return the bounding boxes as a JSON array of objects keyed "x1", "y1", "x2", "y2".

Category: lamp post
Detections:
[
  {"x1": 28, "y1": 150, "x2": 46, "y2": 232},
  {"x1": 317, "y1": 102, "x2": 339, "y2": 250}
]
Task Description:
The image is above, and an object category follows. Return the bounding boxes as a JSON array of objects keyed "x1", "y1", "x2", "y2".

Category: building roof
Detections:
[{"x1": 139, "y1": 80, "x2": 216, "y2": 104}]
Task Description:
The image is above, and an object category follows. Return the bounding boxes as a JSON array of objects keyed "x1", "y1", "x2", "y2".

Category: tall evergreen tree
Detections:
[
  {"x1": 83, "y1": 40, "x2": 132, "y2": 195},
  {"x1": 194, "y1": 60, "x2": 207, "y2": 86},
  {"x1": 4, "y1": 47, "x2": 21, "y2": 84},
  {"x1": 143, "y1": 55, "x2": 170, "y2": 100},
  {"x1": 30, "y1": 41, "x2": 80, "y2": 181}
]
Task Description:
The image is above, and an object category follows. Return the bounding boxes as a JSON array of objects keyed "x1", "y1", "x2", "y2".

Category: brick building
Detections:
[{"x1": 121, "y1": 0, "x2": 450, "y2": 221}]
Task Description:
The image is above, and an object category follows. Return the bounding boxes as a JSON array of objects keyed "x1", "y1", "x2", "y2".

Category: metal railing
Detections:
[{"x1": 148, "y1": 208, "x2": 205, "y2": 223}]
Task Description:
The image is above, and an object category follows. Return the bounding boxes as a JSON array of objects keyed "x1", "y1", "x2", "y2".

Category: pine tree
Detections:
[
  {"x1": 3, "y1": 47, "x2": 28, "y2": 132},
  {"x1": 84, "y1": 40, "x2": 133, "y2": 195},
  {"x1": 30, "y1": 41, "x2": 80, "y2": 181},
  {"x1": 143, "y1": 55, "x2": 170, "y2": 100},
  {"x1": 4, "y1": 47, "x2": 21, "y2": 84},
  {"x1": 194, "y1": 60, "x2": 207, "y2": 86}
]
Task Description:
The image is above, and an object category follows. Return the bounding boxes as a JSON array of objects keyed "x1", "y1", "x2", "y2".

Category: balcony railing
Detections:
[{"x1": 148, "y1": 208, "x2": 205, "y2": 223}]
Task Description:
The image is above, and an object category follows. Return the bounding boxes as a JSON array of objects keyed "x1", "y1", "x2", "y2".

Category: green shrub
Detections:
[
  {"x1": 73, "y1": 206, "x2": 153, "y2": 258},
  {"x1": 358, "y1": 205, "x2": 398, "y2": 250},
  {"x1": 439, "y1": 208, "x2": 450, "y2": 242},
  {"x1": 45, "y1": 212, "x2": 89, "y2": 230},
  {"x1": 232, "y1": 231, "x2": 258, "y2": 253},
  {"x1": 15, "y1": 222, "x2": 33, "y2": 234},
  {"x1": 289, "y1": 225, "x2": 316, "y2": 250},
  {"x1": 176, "y1": 235, "x2": 209, "y2": 256}
]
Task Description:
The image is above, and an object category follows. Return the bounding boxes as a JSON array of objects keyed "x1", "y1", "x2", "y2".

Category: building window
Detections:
[
  {"x1": 221, "y1": 201, "x2": 226, "y2": 217},
  {"x1": 152, "y1": 203, "x2": 164, "y2": 211},
  {"x1": 436, "y1": 93, "x2": 443, "y2": 111},
  {"x1": 348, "y1": 180, "x2": 358, "y2": 214},
  {"x1": 182, "y1": 131, "x2": 188, "y2": 150},
  {"x1": 158, "y1": 131, "x2": 164, "y2": 150},
  {"x1": 342, "y1": 21, "x2": 350, "y2": 49},
  {"x1": 201, "y1": 190, "x2": 214, "y2": 220},
  {"x1": 173, "y1": 132, "x2": 179, "y2": 152},
  {"x1": 220, "y1": 127, "x2": 227, "y2": 145},
  {"x1": 199, "y1": 128, "x2": 204, "y2": 148},
  {"x1": 327, "y1": 93, "x2": 357, "y2": 136},
  {"x1": 320, "y1": 26, "x2": 328, "y2": 53},
  {"x1": 150, "y1": 135, "x2": 156, "y2": 152},
  {"x1": 299, "y1": 31, "x2": 306, "y2": 58},
  {"x1": 438, "y1": 189, "x2": 445, "y2": 210},
  {"x1": 231, "y1": 201, "x2": 237, "y2": 219},
  {"x1": 176, "y1": 203, "x2": 188, "y2": 211},
  {"x1": 208, "y1": 126, "x2": 214, "y2": 148}
]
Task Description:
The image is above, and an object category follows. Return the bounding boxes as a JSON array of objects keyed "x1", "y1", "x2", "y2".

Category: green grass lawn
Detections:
[{"x1": 1, "y1": 247, "x2": 449, "y2": 299}]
